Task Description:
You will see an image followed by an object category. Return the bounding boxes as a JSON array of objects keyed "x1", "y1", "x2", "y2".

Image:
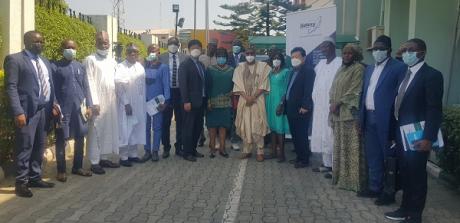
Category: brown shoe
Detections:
[
  {"x1": 56, "y1": 173, "x2": 67, "y2": 182},
  {"x1": 256, "y1": 154, "x2": 264, "y2": 162},
  {"x1": 239, "y1": 153, "x2": 252, "y2": 159}
]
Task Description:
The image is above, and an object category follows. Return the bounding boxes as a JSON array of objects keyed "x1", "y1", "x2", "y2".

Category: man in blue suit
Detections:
[
  {"x1": 52, "y1": 39, "x2": 93, "y2": 182},
  {"x1": 283, "y1": 47, "x2": 316, "y2": 168},
  {"x1": 385, "y1": 38, "x2": 443, "y2": 223},
  {"x1": 4, "y1": 31, "x2": 60, "y2": 197},
  {"x1": 358, "y1": 35, "x2": 406, "y2": 204}
]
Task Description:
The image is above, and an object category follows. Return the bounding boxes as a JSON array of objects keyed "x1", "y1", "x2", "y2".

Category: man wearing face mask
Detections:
[
  {"x1": 233, "y1": 47, "x2": 271, "y2": 162},
  {"x1": 178, "y1": 39, "x2": 207, "y2": 162},
  {"x1": 141, "y1": 44, "x2": 170, "y2": 162},
  {"x1": 5, "y1": 30, "x2": 61, "y2": 197},
  {"x1": 84, "y1": 31, "x2": 120, "y2": 174},
  {"x1": 159, "y1": 37, "x2": 188, "y2": 158},
  {"x1": 358, "y1": 35, "x2": 407, "y2": 204},
  {"x1": 199, "y1": 38, "x2": 218, "y2": 68},
  {"x1": 282, "y1": 47, "x2": 316, "y2": 168},
  {"x1": 52, "y1": 39, "x2": 93, "y2": 182},
  {"x1": 385, "y1": 38, "x2": 443, "y2": 223}
]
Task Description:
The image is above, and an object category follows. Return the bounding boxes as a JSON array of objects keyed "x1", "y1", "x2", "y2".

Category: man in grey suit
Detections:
[{"x1": 159, "y1": 37, "x2": 188, "y2": 158}]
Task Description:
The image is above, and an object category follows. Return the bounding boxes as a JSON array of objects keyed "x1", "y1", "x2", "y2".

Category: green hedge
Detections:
[
  {"x1": 438, "y1": 106, "x2": 460, "y2": 184},
  {"x1": 36, "y1": 6, "x2": 96, "y2": 61},
  {"x1": 0, "y1": 70, "x2": 15, "y2": 165},
  {"x1": 118, "y1": 33, "x2": 147, "y2": 59}
]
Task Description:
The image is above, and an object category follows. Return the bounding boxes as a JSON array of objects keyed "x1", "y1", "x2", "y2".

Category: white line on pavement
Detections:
[{"x1": 222, "y1": 159, "x2": 248, "y2": 223}]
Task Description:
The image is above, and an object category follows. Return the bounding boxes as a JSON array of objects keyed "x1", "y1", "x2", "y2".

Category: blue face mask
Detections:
[
  {"x1": 402, "y1": 51, "x2": 419, "y2": 66},
  {"x1": 233, "y1": 46, "x2": 241, "y2": 54},
  {"x1": 372, "y1": 50, "x2": 388, "y2": 63},
  {"x1": 217, "y1": 57, "x2": 227, "y2": 65}
]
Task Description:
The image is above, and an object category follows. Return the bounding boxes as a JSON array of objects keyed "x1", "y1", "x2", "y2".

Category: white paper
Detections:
[{"x1": 146, "y1": 95, "x2": 166, "y2": 116}]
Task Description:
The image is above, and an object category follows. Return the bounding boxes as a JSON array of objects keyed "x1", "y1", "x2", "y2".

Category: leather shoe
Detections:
[
  {"x1": 183, "y1": 154, "x2": 197, "y2": 162},
  {"x1": 140, "y1": 152, "x2": 152, "y2": 163},
  {"x1": 193, "y1": 151, "x2": 204, "y2": 158},
  {"x1": 324, "y1": 173, "x2": 332, "y2": 179},
  {"x1": 175, "y1": 150, "x2": 184, "y2": 157},
  {"x1": 15, "y1": 183, "x2": 33, "y2": 198},
  {"x1": 151, "y1": 151, "x2": 160, "y2": 162},
  {"x1": 375, "y1": 193, "x2": 396, "y2": 206},
  {"x1": 91, "y1": 164, "x2": 106, "y2": 175},
  {"x1": 128, "y1": 157, "x2": 142, "y2": 163},
  {"x1": 28, "y1": 180, "x2": 55, "y2": 188},
  {"x1": 294, "y1": 162, "x2": 309, "y2": 169},
  {"x1": 162, "y1": 150, "x2": 170, "y2": 158},
  {"x1": 100, "y1": 160, "x2": 120, "y2": 168},
  {"x1": 120, "y1": 159, "x2": 133, "y2": 167},
  {"x1": 256, "y1": 154, "x2": 264, "y2": 162},
  {"x1": 56, "y1": 173, "x2": 67, "y2": 182}
]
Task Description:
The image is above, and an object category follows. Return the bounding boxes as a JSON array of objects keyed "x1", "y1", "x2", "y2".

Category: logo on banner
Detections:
[{"x1": 299, "y1": 16, "x2": 322, "y2": 36}]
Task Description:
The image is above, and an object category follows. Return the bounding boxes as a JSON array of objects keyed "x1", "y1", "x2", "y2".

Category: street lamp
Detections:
[{"x1": 173, "y1": 4, "x2": 179, "y2": 37}]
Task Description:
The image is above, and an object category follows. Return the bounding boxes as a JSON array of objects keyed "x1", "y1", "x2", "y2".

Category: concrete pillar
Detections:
[
  {"x1": 0, "y1": 0, "x2": 35, "y2": 68},
  {"x1": 88, "y1": 15, "x2": 118, "y2": 58}
]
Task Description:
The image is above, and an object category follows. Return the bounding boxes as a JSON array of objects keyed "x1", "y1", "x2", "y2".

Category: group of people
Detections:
[{"x1": 4, "y1": 29, "x2": 443, "y2": 223}]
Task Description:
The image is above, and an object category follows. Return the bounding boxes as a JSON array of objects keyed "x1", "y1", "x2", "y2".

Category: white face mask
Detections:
[
  {"x1": 96, "y1": 48, "x2": 109, "y2": 56},
  {"x1": 246, "y1": 56, "x2": 255, "y2": 63},
  {"x1": 272, "y1": 59, "x2": 281, "y2": 68},
  {"x1": 190, "y1": 49, "x2": 202, "y2": 58},
  {"x1": 168, "y1": 45, "x2": 179, "y2": 53},
  {"x1": 372, "y1": 50, "x2": 388, "y2": 63},
  {"x1": 146, "y1": 53, "x2": 158, "y2": 62},
  {"x1": 291, "y1": 58, "x2": 302, "y2": 67}
]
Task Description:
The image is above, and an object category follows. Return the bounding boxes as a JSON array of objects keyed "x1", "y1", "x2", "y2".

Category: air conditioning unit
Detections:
[{"x1": 367, "y1": 26, "x2": 385, "y2": 50}]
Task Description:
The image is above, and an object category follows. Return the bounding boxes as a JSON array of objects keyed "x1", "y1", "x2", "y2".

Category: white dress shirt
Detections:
[
  {"x1": 398, "y1": 61, "x2": 425, "y2": 93},
  {"x1": 365, "y1": 58, "x2": 389, "y2": 110},
  {"x1": 169, "y1": 52, "x2": 181, "y2": 88},
  {"x1": 25, "y1": 50, "x2": 51, "y2": 102}
]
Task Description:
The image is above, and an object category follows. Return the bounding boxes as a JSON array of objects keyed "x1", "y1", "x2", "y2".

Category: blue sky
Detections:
[{"x1": 66, "y1": 0, "x2": 246, "y2": 31}]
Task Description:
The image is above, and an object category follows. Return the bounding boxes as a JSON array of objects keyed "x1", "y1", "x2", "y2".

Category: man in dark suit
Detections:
[
  {"x1": 4, "y1": 31, "x2": 60, "y2": 197},
  {"x1": 283, "y1": 47, "x2": 316, "y2": 168},
  {"x1": 385, "y1": 38, "x2": 443, "y2": 223},
  {"x1": 358, "y1": 35, "x2": 406, "y2": 204},
  {"x1": 159, "y1": 37, "x2": 188, "y2": 158},
  {"x1": 52, "y1": 39, "x2": 93, "y2": 182},
  {"x1": 178, "y1": 39, "x2": 206, "y2": 162}
]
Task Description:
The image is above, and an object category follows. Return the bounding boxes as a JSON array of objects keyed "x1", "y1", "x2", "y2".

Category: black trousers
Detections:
[
  {"x1": 15, "y1": 108, "x2": 46, "y2": 184},
  {"x1": 400, "y1": 150, "x2": 429, "y2": 218},
  {"x1": 181, "y1": 102, "x2": 205, "y2": 156},
  {"x1": 287, "y1": 111, "x2": 311, "y2": 163},
  {"x1": 162, "y1": 88, "x2": 183, "y2": 153}
]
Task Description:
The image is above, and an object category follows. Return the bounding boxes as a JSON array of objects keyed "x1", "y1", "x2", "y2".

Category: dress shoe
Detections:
[
  {"x1": 357, "y1": 190, "x2": 380, "y2": 198},
  {"x1": 175, "y1": 150, "x2": 184, "y2": 157},
  {"x1": 401, "y1": 216, "x2": 422, "y2": 223},
  {"x1": 140, "y1": 152, "x2": 152, "y2": 163},
  {"x1": 256, "y1": 154, "x2": 264, "y2": 162},
  {"x1": 375, "y1": 193, "x2": 396, "y2": 206},
  {"x1": 91, "y1": 164, "x2": 106, "y2": 175},
  {"x1": 71, "y1": 168, "x2": 92, "y2": 177},
  {"x1": 288, "y1": 159, "x2": 298, "y2": 164},
  {"x1": 219, "y1": 151, "x2": 229, "y2": 158},
  {"x1": 312, "y1": 165, "x2": 332, "y2": 173},
  {"x1": 128, "y1": 157, "x2": 142, "y2": 163},
  {"x1": 193, "y1": 151, "x2": 205, "y2": 158},
  {"x1": 294, "y1": 162, "x2": 309, "y2": 169},
  {"x1": 385, "y1": 208, "x2": 407, "y2": 221},
  {"x1": 324, "y1": 173, "x2": 332, "y2": 179},
  {"x1": 15, "y1": 183, "x2": 33, "y2": 198},
  {"x1": 183, "y1": 154, "x2": 197, "y2": 162},
  {"x1": 56, "y1": 173, "x2": 67, "y2": 182},
  {"x1": 120, "y1": 159, "x2": 133, "y2": 167},
  {"x1": 28, "y1": 180, "x2": 55, "y2": 188},
  {"x1": 151, "y1": 151, "x2": 160, "y2": 162},
  {"x1": 100, "y1": 160, "x2": 120, "y2": 168},
  {"x1": 239, "y1": 153, "x2": 252, "y2": 159},
  {"x1": 231, "y1": 143, "x2": 240, "y2": 151},
  {"x1": 162, "y1": 150, "x2": 170, "y2": 158}
]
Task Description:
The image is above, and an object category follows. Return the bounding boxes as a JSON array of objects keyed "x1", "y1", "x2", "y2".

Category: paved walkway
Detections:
[{"x1": 1, "y1": 140, "x2": 460, "y2": 223}]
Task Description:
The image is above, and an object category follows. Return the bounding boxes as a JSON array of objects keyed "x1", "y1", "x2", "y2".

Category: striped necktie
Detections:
[
  {"x1": 394, "y1": 69, "x2": 412, "y2": 119},
  {"x1": 34, "y1": 57, "x2": 49, "y2": 101},
  {"x1": 172, "y1": 54, "x2": 178, "y2": 88}
]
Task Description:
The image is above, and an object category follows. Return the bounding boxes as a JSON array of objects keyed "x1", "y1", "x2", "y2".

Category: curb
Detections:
[{"x1": 427, "y1": 161, "x2": 460, "y2": 190}]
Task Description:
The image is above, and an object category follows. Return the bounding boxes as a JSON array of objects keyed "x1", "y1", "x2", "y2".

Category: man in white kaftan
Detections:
[
  {"x1": 311, "y1": 39, "x2": 342, "y2": 173},
  {"x1": 115, "y1": 44, "x2": 146, "y2": 166},
  {"x1": 84, "y1": 31, "x2": 120, "y2": 174}
]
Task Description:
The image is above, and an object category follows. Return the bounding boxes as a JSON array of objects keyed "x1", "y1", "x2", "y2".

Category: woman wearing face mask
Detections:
[
  {"x1": 265, "y1": 52, "x2": 290, "y2": 162},
  {"x1": 205, "y1": 48, "x2": 234, "y2": 158},
  {"x1": 329, "y1": 43, "x2": 366, "y2": 192}
]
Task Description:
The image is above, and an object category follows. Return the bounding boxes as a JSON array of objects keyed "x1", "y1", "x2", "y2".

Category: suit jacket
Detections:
[
  {"x1": 4, "y1": 50, "x2": 56, "y2": 122},
  {"x1": 178, "y1": 57, "x2": 207, "y2": 109},
  {"x1": 285, "y1": 63, "x2": 316, "y2": 117},
  {"x1": 227, "y1": 52, "x2": 246, "y2": 68},
  {"x1": 52, "y1": 59, "x2": 92, "y2": 115},
  {"x1": 359, "y1": 58, "x2": 406, "y2": 147},
  {"x1": 393, "y1": 63, "x2": 443, "y2": 143}
]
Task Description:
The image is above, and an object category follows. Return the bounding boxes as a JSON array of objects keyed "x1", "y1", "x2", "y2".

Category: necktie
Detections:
[
  {"x1": 394, "y1": 69, "x2": 412, "y2": 119},
  {"x1": 34, "y1": 57, "x2": 49, "y2": 102},
  {"x1": 172, "y1": 54, "x2": 178, "y2": 88}
]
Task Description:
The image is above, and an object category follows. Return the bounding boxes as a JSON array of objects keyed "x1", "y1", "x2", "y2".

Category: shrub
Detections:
[
  {"x1": 118, "y1": 33, "x2": 147, "y2": 59},
  {"x1": 0, "y1": 70, "x2": 15, "y2": 165},
  {"x1": 438, "y1": 106, "x2": 460, "y2": 184},
  {"x1": 35, "y1": 6, "x2": 96, "y2": 62}
]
